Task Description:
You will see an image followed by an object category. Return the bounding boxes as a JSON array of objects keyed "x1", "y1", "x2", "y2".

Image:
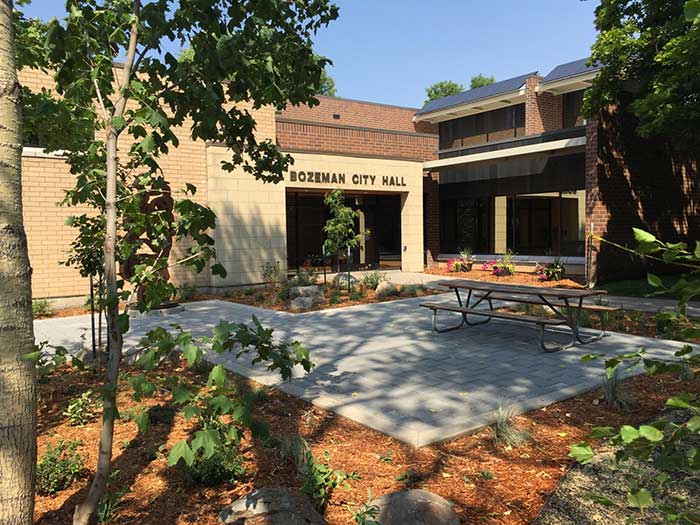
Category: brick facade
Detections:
[
  {"x1": 585, "y1": 103, "x2": 700, "y2": 282},
  {"x1": 524, "y1": 76, "x2": 563, "y2": 135},
  {"x1": 423, "y1": 171, "x2": 441, "y2": 264}
]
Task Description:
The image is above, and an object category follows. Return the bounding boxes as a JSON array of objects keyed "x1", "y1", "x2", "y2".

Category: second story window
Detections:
[
  {"x1": 438, "y1": 104, "x2": 525, "y2": 150},
  {"x1": 562, "y1": 90, "x2": 585, "y2": 128}
]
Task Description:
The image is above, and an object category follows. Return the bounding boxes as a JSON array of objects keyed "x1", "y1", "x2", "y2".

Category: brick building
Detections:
[
  {"x1": 20, "y1": 57, "x2": 697, "y2": 300},
  {"x1": 417, "y1": 57, "x2": 698, "y2": 282}
]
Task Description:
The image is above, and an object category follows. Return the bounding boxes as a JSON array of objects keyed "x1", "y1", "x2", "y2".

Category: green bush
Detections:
[
  {"x1": 260, "y1": 261, "x2": 281, "y2": 285},
  {"x1": 350, "y1": 289, "x2": 363, "y2": 301},
  {"x1": 492, "y1": 404, "x2": 531, "y2": 448},
  {"x1": 36, "y1": 440, "x2": 85, "y2": 495},
  {"x1": 63, "y1": 389, "x2": 102, "y2": 426},
  {"x1": 361, "y1": 271, "x2": 386, "y2": 289},
  {"x1": 32, "y1": 299, "x2": 53, "y2": 318},
  {"x1": 176, "y1": 283, "x2": 198, "y2": 302},
  {"x1": 184, "y1": 444, "x2": 246, "y2": 486},
  {"x1": 278, "y1": 268, "x2": 318, "y2": 301},
  {"x1": 97, "y1": 470, "x2": 130, "y2": 524},
  {"x1": 401, "y1": 284, "x2": 425, "y2": 297}
]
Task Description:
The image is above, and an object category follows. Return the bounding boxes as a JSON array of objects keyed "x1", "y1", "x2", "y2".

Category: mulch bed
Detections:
[
  {"x1": 35, "y1": 358, "x2": 700, "y2": 525},
  {"x1": 424, "y1": 267, "x2": 585, "y2": 289}
]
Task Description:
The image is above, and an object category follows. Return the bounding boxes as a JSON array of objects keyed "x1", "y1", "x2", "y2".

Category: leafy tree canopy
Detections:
[
  {"x1": 470, "y1": 73, "x2": 495, "y2": 89},
  {"x1": 585, "y1": 0, "x2": 700, "y2": 149},
  {"x1": 424, "y1": 80, "x2": 464, "y2": 104}
]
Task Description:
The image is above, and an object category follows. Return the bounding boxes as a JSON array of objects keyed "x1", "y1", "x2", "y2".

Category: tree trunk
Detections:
[
  {"x1": 0, "y1": 1, "x2": 38, "y2": 523},
  {"x1": 74, "y1": 3, "x2": 139, "y2": 522}
]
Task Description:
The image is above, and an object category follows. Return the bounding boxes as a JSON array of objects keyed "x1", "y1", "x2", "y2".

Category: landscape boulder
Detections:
[
  {"x1": 290, "y1": 296, "x2": 316, "y2": 311},
  {"x1": 369, "y1": 489, "x2": 459, "y2": 525},
  {"x1": 289, "y1": 285, "x2": 323, "y2": 300},
  {"x1": 333, "y1": 273, "x2": 360, "y2": 288},
  {"x1": 375, "y1": 280, "x2": 398, "y2": 298},
  {"x1": 219, "y1": 487, "x2": 325, "y2": 525}
]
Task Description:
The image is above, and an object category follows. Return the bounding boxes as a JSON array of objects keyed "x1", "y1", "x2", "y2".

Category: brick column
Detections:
[
  {"x1": 525, "y1": 75, "x2": 563, "y2": 135},
  {"x1": 584, "y1": 116, "x2": 603, "y2": 285},
  {"x1": 423, "y1": 171, "x2": 440, "y2": 266}
]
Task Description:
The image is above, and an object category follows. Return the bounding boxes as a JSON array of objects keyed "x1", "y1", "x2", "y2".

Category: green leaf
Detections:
[
  {"x1": 588, "y1": 426, "x2": 617, "y2": 439},
  {"x1": 639, "y1": 425, "x2": 664, "y2": 442},
  {"x1": 687, "y1": 416, "x2": 700, "y2": 433},
  {"x1": 182, "y1": 342, "x2": 201, "y2": 367},
  {"x1": 585, "y1": 491, "x2": 616, "y2": 506},
  {"x1": 171, "y1": 384, "x2": 194, "y2": 405},
  {"x1": 620, "y1": 425, "x2": 640, "y2": 443},
  {"x1": 207, "y1": 364, "x2": 226, "y2": 388},
  {"x1": 647, "y1": 273, "x2": 662, "y2": 288},
  {"x1": 569, "y1": 443, "x2": 594, "y2": 464},
  {"x1": 167, "y1": 440, "x2": 194, "y2": 467},
  {"x1": 134, "y1": 410, "x2": 150, "y2": 434},
  {"x1": 633, "y1": 228, "x2": 658, "y2": 245},
  {"x1": 667, "y1": 395, "x2": 692, "y2": 409},
  {"x1": 22, "y1": 350, "x2": 41, "y2": 363},
  {"x1": 191, "y1": 428, "x2": 221, "y2": 459},
  {"x1": 182, "y1": 405, "x2": 201, "y2": 421},
  {"x1": 685, "y1": 0, "x2": 700, "y2": 23},
  {"x1": 116, "y1": 313, "x2": 130, "y2": 335},
  {"x1": 627, "y1": 488, "x2": 653, "y2": 509}
]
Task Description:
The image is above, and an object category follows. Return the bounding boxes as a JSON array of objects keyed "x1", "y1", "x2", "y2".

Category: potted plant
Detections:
[{"x1": 458, "y1": 248, "x2": 477, "y2": 271}]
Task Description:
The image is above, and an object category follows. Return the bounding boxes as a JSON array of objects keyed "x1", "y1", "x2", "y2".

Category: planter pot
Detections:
[{"x1": 461, "y1": 262, "x2": 473, "y2": 272}]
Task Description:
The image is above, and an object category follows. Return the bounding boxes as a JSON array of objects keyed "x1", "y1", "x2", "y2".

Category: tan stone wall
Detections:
[{"x1": 283, "y1": 152, "x2": 425, "y2": 272}]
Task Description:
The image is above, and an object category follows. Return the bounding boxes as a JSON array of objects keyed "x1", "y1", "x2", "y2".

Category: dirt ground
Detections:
[
  {"x1": 35, "y1": 359, "x2": 700, "y2": 525},
  {"x1": 424, "y1": 267, "x2": 585, "y2": 289}
]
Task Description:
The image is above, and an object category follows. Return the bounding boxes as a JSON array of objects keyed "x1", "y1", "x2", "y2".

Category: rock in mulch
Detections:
[
  {"x1": 375, "y1": 280, "x2": 398, "y2": 298},
  {"x1": 369, "y1": 489, "x2": 459, "y2": 525},
  {"x1": 289, "y1": 285, "x2": 322, "y2": 300},
  {"x1": 333, "y1": 273, "x2": 359, "y2": 288},
  {"x1": 219, "y1": 487, "x2": 325, "y2": 525},
  {"x1": 290, "y1": 296, "x2": 316, "y2": 311}
]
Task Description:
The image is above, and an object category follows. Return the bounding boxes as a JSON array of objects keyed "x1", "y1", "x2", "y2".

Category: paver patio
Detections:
[{"x1": 35, "y1": 294, "x2": 688, "y2": 446}]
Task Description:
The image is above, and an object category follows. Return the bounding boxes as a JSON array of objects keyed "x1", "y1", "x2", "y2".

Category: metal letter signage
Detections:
[{"x1": 288, "y1": 171, "x2": 407, "y2": 188}]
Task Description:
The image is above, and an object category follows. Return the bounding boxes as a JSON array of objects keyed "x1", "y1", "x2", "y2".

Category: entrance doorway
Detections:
[{"x1": 285, "y1": 190, "x2": 402, "y2": 271}]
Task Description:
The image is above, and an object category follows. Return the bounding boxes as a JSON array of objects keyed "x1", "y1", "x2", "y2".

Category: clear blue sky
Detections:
[{"x1": 21, "y1": 0, "x2": 600, "y2": 109}]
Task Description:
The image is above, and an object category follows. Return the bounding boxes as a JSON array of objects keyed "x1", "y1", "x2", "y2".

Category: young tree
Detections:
[
  {"x1": 585, "y1": 0, "x2": 700, "y2": 149},
  {"x1": 470, "y1": 73, "x2": 495, "y2": 89},
  {"x1": 318, "y1": 67, "x2": 337, "y2": 96},
  {"x1": 17, "y1": 2, "x2": 338, "y2": 523},
  {"x1": 424, "y1": 80, "x2": 464, "y2": 103},
  {"x1": 0, "y1": 0, "x2": 37, "y2": 523},
  {"x1": 323, "y1": 188, "x2": 367, "y2": 273}
]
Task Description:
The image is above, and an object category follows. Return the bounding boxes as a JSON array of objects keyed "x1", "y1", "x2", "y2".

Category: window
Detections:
[
  {"x1": 438, "y1": 103, "x2": 526, "y2": 150},
  {"x1": 562, "y1": 90, "x2": 585, "y2": 128}
]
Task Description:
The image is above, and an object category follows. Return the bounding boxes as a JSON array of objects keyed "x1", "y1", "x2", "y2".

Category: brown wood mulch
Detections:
[
  {"x1": 424, "y1": 267, "x2": 585, "y2": 289},
  {"x1": 35, "y1": 359, "x2": 700, "y2": 525}
]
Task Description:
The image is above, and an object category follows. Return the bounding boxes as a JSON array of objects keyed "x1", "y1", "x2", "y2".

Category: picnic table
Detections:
[{"x1": 420, "y1": 279, "x2": 618, "y2": 352}]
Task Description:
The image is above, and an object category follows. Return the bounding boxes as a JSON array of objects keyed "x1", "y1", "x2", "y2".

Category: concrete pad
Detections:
[{"x1": 35, "y1": 295, "x2": 688, "y2": 447}]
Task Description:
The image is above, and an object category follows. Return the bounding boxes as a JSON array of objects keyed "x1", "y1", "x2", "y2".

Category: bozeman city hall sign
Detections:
[{"x1": 288, "y1": 170, "x2": 407, "y2": 187}]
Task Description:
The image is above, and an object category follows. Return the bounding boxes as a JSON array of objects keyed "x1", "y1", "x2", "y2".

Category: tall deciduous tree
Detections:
[
  {"x1": 323, "y1": 189, "x2": 368, "y2": 272},
  {"x1": 470, "y1": 73, "x2": 495, "y2": 89},
  {"x1": 585, "y1": 0, "x2": 700, "y2": 149},
  {"x1": 17, "y1": 1, "x2": 338, "y2": 523},
  {"x1": 424, "y1": 80, "x2": 464, "y2": 104},
  {"x1": 0, "y1": 0, "x2": 37, "y2": 523}
]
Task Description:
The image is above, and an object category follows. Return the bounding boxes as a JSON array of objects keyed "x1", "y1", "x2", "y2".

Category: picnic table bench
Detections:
[{"x1": 420, "y1": 279, "x2": 619, "y2": 352}]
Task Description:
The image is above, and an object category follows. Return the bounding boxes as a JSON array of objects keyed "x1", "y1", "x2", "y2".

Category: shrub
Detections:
[
  {"x1": 32, "y1": 298, "x2": 53, "y2": 318},
  {"x1": 536, "y1": 256, "x2": 566, "y2": 282},
  {"x1": 401, "y1": 284, "x2": 425, "y2": 297},
  {"x1": 346, "y1": 489, "x2": 380, "y2": 525},
  {"x1": 184, "y1": 444, "x2": 246, "y2": 486},
  {"x1": 492, "y1": 404, "x2": 530, "y2": 447},
  {"x1": 176, "y1": 283, "x2": 197, "y2": 301},
  {"x1": 329, "y1": 289, "x2": 341, "y2": 305},
  {"x1": 64, "y1": 389, "x2": 102, "y2": 426},
  {"x1": 446, "y1": 257, "x2": 467, "y2": 272},
  {"x1": 277, "y1": 267, "x2": 318, "y2": 300},
  {"x1": 602, "y1": 367, "x2": 633, "y2": 412},
  {"x1": 261, "y1": 261, "x2": 282, "y2": 286},
  {"x1": 36, "y1": 440, "x2": 85, "y2": 495},
  {"x1": 97, "y1": 470, "x2": 130, "y2": 524},
  {"x1": 350, "y1": 289, "x2": 363, "y2": 301},
  {"x1": 361, "y1": 271, "x2": 386, "y2": 289}
]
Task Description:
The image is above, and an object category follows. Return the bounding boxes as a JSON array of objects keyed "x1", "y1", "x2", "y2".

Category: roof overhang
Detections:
[
  {"x1": 536, "y1": 70, "x2": 599, "y2": 95},
  {"x1": 414, "y1": 87, "x2": 526, "y2": 124},
  {"x1": 423, "y1": 136, "x2": 586, "y2": 171}
]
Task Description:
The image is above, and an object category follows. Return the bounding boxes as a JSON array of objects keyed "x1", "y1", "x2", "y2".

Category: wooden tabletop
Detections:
[{"x1": 437, "y1": 279, "x2": 607, "y2": 299}]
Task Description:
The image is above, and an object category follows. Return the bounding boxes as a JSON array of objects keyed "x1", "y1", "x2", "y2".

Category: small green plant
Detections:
[
  {"x1": 277, "y1": 267, "x2": 318, "y2": 300},
  {"x1": 395, "y1": 468, "x2": 422, "y2": 486},
  {"x1": 32, "y1": 298, "x2": 53, "y2": 318},
  {"x1": 458, "y1": 247, "x2": 476, "y2": 263},
  {"x1": 475, "y1": 469, "x2": 495, "y2": 480},
  {"x1": 401, "y1": 284, "x2": 425, "y2": 297},
  {"x1": 536, "y1": 256, "x2": 566, "y2": 282},
  {"x1": 184, "y1": 444, "x2": 246, "y2": 486},
  {"x1": 97, "y1": 470, "x2": 130, "y2": 524},
  {"x1": 378, "y1": 450, "x2": 394, "y2": 463},
  {"x1": 261, "y1": 261, "x2": 282, "y2": 286},
  {"x1": 492, "y1": 404, "x2": 531, "y2": 448},
  {"x1": 350, "y1": 289, "x2": 363, "y2": 301},
  {"x1": 63, "y1": 389, "x2": 102, "y2": 426},
  {"x1": 176, "y1": 283, "x2": 197, "y2": 301},
  {"x1": 602, "y1": 367, "x2": 633, "y2": 412},
  {"x1": 329, "y1": 289, "x2": 341, "y2": 305},
  {"x1": 346, "y1": 489, "x2": 380, "y2": 525},
  {"x1": 361, "y1": 271, "x2": 386, "y2": 289},
  {"x1": 36, "y1": 440, "x2": 85, "y2": 495},
  {"x1": 29, "y1": 341, "x2": 68, "y2": 382}
]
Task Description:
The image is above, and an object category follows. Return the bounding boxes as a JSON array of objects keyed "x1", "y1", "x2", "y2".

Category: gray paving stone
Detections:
[{"x1": 34, "y1": 296, "x2": 689, "y2": 447}]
